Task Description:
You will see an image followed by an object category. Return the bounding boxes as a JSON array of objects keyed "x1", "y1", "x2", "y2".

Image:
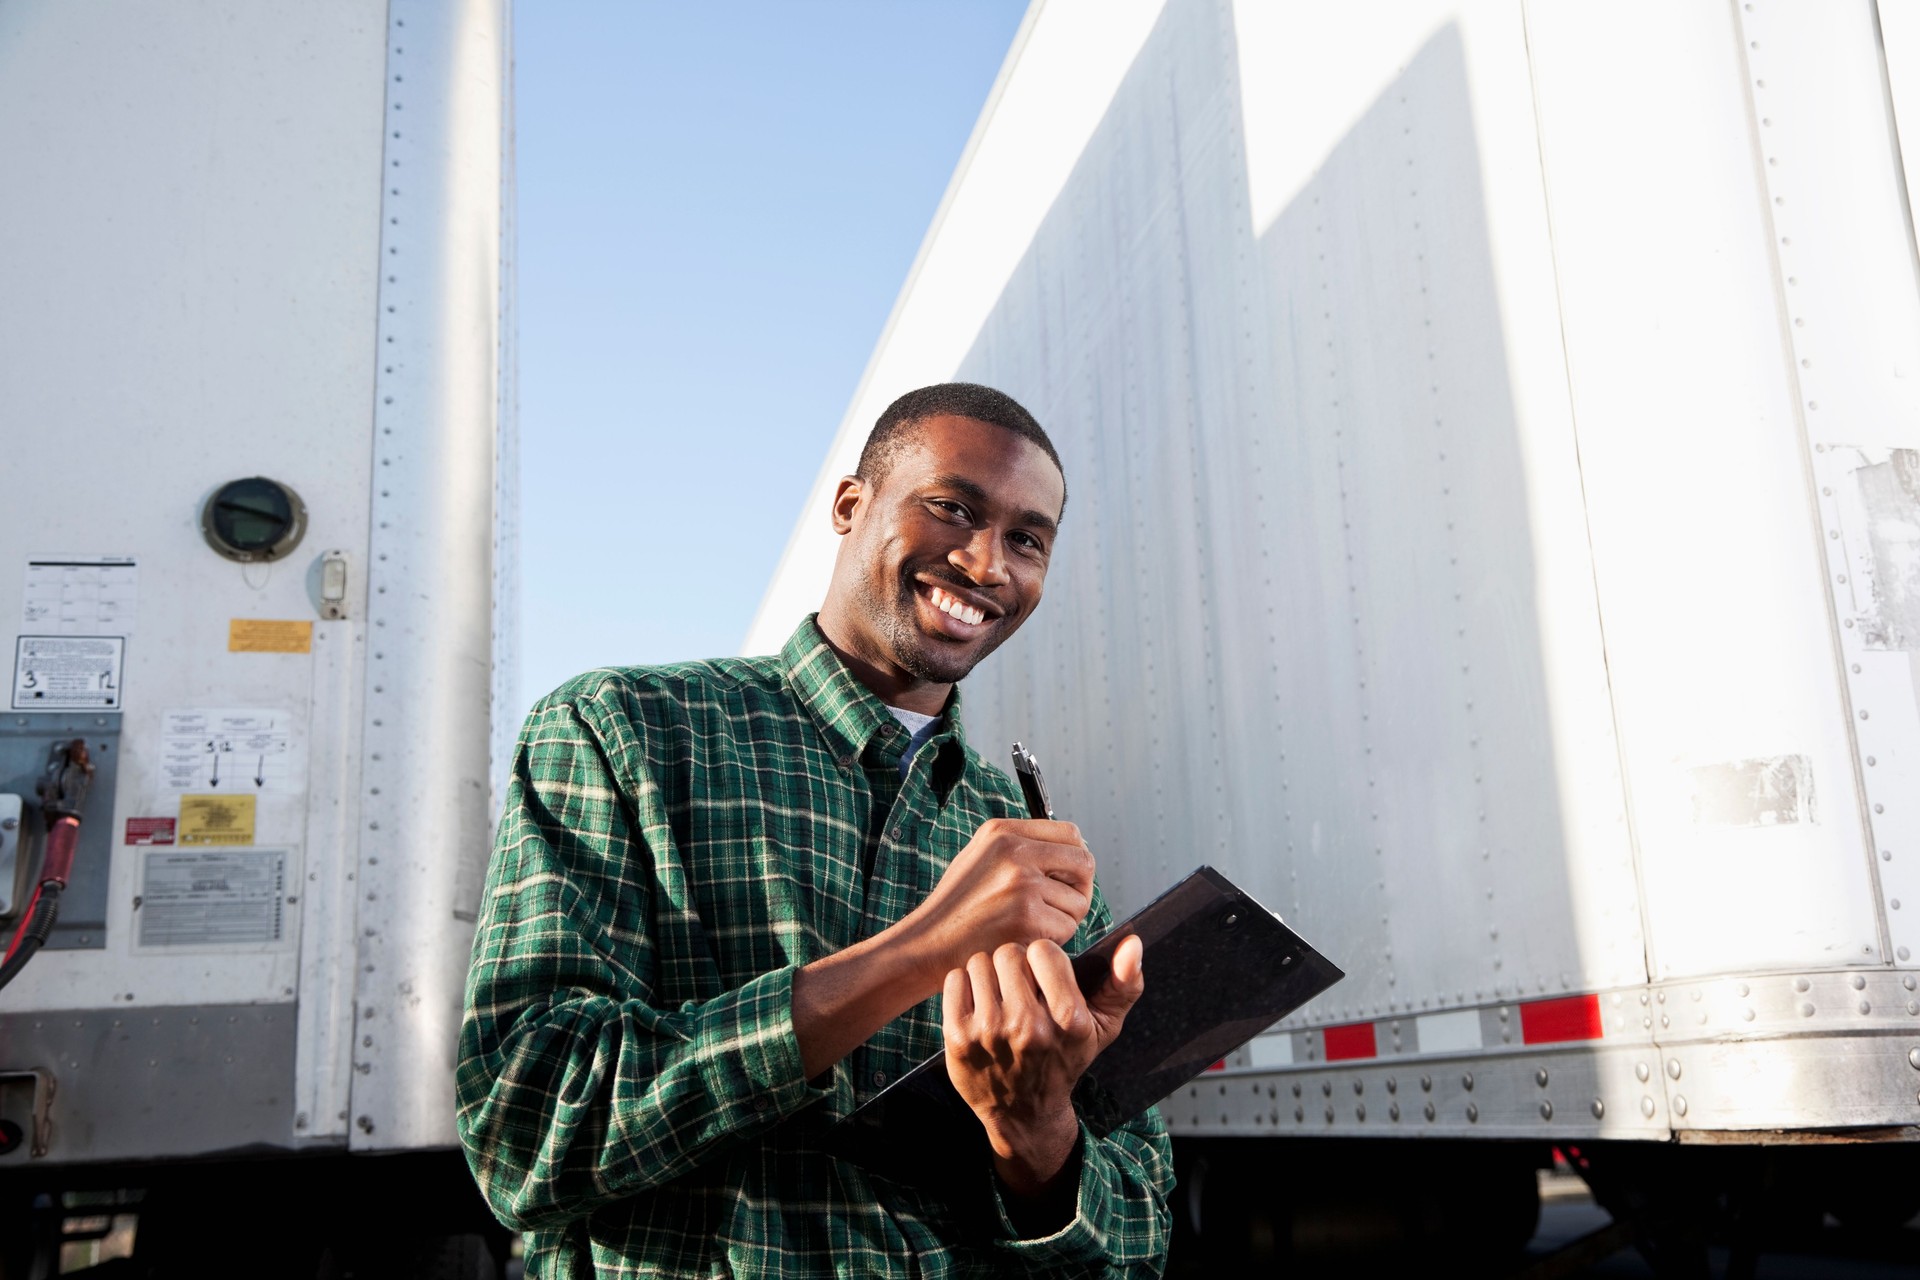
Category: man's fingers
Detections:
[
  {"x1": 994, "y1": 818, "x2": 1086, "y2": 847},
  {"x1": 990, "y1": 942, "x2": 1044, "y2": 1016},
  {"x1": 1026, "y1": 939, "x2": 1090, "y2": 1036},
  {"x1": 942, "y1": 964, "x2": 974, "y2": 1033},
  {"x1": 1027, "y1": 839, "x2": 1095, "y2": 895},
  {"x1": 1036, "y1": 875, "x2": 1092, "y2": 925},
  {"x1": 966, "y1": 949, "x2": 1004, "y2": 1022},
  {"x1": 1000, "y1": 815, "x2": 1092, "y2": 887}
]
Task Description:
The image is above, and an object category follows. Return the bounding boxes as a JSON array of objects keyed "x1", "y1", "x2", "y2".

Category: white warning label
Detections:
[
  {"x1": 11, "y1": 635, "x2": 125, "y2": 710},
  {"x1": 138, "y1": 848, "x2": 286, "y2": 947},
  {"x1": 22, "y1": 555, "x2": 138, "y2": 635},
  {"x1": 158, "y1": 708, "x2": 301, "y2": 793}
]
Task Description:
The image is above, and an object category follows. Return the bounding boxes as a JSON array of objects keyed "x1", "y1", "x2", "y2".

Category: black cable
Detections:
[{"x1": 0, "y1": 885, "x2": 62, "y2": 992}]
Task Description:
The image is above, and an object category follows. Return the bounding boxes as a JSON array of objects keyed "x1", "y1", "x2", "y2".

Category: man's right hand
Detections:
[
  {"x1": 791, "y1": 817, "x2": 1093, "y2": 1080},
  {"x1": 901, "y1": 818, "x2": 1095, "y2": 979}
]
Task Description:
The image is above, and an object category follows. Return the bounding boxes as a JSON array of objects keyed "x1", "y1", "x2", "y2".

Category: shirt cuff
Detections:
[
  {"x1": 990, "y1": 1119, "x2": 1117, "y2": 1266},
  {"x1": 695, "y1": 963, "x2": 834, "y2": 1125}
]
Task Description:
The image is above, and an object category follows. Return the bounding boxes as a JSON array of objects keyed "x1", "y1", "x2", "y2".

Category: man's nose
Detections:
[{"x1": 949, "y1": 528, "x2": 1009, "y2": 587}]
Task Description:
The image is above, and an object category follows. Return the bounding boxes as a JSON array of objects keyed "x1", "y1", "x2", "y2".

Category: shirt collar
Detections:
[{"x1": 780, "y1": 614, "x2": 969, "y2": 768}]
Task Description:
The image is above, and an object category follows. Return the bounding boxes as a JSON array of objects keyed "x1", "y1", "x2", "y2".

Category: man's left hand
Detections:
[{"x1": 941, "y1": 934, "x2": 1144, "y2": 1197}]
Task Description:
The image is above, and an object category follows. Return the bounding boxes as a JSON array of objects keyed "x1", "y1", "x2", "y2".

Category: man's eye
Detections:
[
  {"x1": 1011, "y1": 532, "x2": 1046, "y2": 553},
  {"x1": 930, "y1": 500, "x2": 970, "y2": 520}
]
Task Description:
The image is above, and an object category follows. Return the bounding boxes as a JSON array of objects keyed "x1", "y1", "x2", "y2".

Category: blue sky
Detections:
[{"x1": 513, "y1": 2, "x2": 1028, "y2": 707}]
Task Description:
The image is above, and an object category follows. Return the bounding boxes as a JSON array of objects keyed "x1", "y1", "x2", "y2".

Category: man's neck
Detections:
[{"x1": 815, "y1": 612, "x2": 952, "y2": 717}]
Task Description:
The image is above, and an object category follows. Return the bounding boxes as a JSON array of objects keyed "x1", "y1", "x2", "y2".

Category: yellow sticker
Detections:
[
  {"x1": 178, "y1": 794, "x2": 257, "y2": 846},
  {"x1": 229, "y1": 619, "x2": 312, "y2": 654}
]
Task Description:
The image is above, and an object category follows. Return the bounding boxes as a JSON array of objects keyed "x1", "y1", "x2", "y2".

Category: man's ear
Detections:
[{"x1": 830, "y1": 475, "x2": 866, "y2": 535}]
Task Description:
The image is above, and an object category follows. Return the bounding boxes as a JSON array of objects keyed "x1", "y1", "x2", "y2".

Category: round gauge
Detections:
[{"x1": 200, "y1": 477, "x2": 308, "y2": 562}]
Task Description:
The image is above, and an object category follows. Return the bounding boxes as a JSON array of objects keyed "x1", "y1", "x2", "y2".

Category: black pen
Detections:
[{"x1": 1010, "y1": 742, "x2": 1054, "y2": 820}]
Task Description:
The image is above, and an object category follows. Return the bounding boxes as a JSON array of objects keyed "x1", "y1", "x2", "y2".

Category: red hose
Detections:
[
  {"x1": 1, "y1": 817, "x2": 75, "y2": 967},
  {"x1": 38, "y1": 815, "x2": 77, "y2": 890},
  {"x1": 1, "y1": 743, "x2": 93, "y2": 988},
  {"x1": 0, "y1": 885, "x2": 41, "y2": 966}
]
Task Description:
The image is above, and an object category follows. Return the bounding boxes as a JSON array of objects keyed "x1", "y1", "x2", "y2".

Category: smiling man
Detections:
[{"x1": 457, "y1": 384, "x2": 1173, "y2": 1279}]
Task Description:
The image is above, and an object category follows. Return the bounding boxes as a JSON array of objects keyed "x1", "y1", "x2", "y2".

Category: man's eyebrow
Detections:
[
  {"x1": 927, "y1": 473, "x2": 1059, "y2": 535},
  {"x1": 928, "y1": 473, "x2": 991, "y2": 506},
  {"x1": 1017, "y1": 508, "x2": 1059, "y2": 536}
]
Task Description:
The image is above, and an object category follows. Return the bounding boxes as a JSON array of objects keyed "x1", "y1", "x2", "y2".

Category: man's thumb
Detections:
[{"x1": 1091, "y1": 934, "x2": 1145, "y2": 1023}]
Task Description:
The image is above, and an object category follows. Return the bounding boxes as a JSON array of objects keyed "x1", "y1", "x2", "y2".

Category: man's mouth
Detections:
[{"x1": 914, "y1": 580, "x2": 1001, "y2": 638}]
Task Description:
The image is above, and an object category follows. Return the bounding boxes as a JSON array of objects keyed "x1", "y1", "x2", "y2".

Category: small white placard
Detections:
[
  {"x1": 139, "y1": 848, "x2": 286, "y2": 947},
  {"x1": 1247, "y1": 1033, "x2": 1295, "y2": 1068},
  {"x1": 11, "y1": 635, "x2": 126, "y2": 710},
  {"x1": 159, "y1": 708, "x2": 302, "y2": 793},
  {"x1": 22, "y1": 556, "x2": 137, "y2": 634},
  {"x1": 1415, "y1": 1009, "x2": 1484, "y2": 1055}
]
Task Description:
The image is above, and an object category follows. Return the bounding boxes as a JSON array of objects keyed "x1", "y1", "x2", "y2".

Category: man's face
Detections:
[{"x1": 831, "y1": 414, "x2": 1064, "y2": 686}]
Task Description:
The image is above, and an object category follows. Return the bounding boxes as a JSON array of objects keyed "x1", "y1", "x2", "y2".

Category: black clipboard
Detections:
[{"x1": 827, "y1": 865, "x2": 1343, "y2": 1183}]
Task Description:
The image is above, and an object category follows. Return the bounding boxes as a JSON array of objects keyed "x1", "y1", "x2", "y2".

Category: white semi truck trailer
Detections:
[
  {"x1": 0, "y1": 1, "x2": 516, "y2": 1273},
  {"x1": 753, "y1": 0, "x2": 1920, "y2": 1266}
]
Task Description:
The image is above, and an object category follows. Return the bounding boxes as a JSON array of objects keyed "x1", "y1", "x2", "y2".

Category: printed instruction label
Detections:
[
  {"x1": 159, "y1": 708, "x2": 300, "y2": 793},
  {"x1": 179, "y1": 794, "x2": 256, "y2": 845},
  {"x1": 139, "y1": 848, "x2": 285, "y2": 947},
  {"x1": 228, "y1": 619, "x2": 312, "y2": 653},
  {"x1": 11, "y1": 635, "x2": 125, "y2": 710},
  {"x1": 22, "y1": 555, "x2": 137, "y2": 635},
  {"x1": 125, "y1": 817, "x2": 176, "y2": 846}
]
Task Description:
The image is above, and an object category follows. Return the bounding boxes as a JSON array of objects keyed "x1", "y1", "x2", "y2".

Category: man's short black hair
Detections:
[{"x1": 855, "y1": 383, "x2": 1067, "y2": 514}]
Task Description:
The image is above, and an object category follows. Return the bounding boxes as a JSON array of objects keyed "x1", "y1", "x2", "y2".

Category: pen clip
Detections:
[{"x1": 1010, "y1": 741, "x2": 1054, "y2": 821}]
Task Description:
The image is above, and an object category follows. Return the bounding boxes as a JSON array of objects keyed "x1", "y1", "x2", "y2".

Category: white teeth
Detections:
[{"x1": 929, "y1": 586, "x2": 986, "y2": 626}]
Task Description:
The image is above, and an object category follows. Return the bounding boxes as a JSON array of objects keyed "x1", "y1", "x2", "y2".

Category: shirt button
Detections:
[
  {"x1": 838, "y1": 754, "x2": 853, "y2": 770},
  {"x1": 890, "y1": 826, "x2": 904, "y2": 841},
  {"x1": 753, "y1": 1097, "x2": 771, "y2": 1113},
  {"x1": 872, "y1": 1070, "x2": 888, "y2": 1088}
]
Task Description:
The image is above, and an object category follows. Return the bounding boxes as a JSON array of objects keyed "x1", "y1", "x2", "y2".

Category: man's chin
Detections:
[
  {"x1": 864, "y1": 584, "x2": 1012, "y2": 684},
  {"x1": 895, "y1": 644, "x2": 981, "y2": 686},
  {"x1": 893, "y1": 625, "x2": 998, "y2": 686}
]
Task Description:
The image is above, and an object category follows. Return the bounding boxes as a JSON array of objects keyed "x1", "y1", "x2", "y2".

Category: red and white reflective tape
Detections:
[
  {"x1": 1231, "y1": 993, "x2": 1609, "y2": 1071},
  {"x1": 1323, "y1": 1021, "x2": 1378, "y2": 1061},
  {"x1": 1517, "y1": 994, "x2": 1604, "y2": 1045}
]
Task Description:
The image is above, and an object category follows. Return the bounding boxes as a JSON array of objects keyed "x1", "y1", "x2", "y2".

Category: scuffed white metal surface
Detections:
[
  {"x1": 756, "y1": 0, "x2": 1920, "y2": 1136},
  {"x1": 0, "y1": 0, "x2": 388, "y2": 1014},
  {"x1": 0, "y1": 0, "x2": 513, "y2": 1162},
  {"x1": 1526, "y1": 0, "x2": 1910, "y2": 977},
  {"x1": 959, "y1": 0, "x2": 1648, "y2": 1026},
  {"x1": 1820, "y1": 444, "x2": 1920, "y2": 969},
  {"x1": 760, "y1": 0, "x2": 1643, "y2": 1022}
]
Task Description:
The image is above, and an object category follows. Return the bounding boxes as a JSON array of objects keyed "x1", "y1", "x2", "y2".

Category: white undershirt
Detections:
[{"x1": 887, "y1": 706, "x2": 941, "y2": 777}]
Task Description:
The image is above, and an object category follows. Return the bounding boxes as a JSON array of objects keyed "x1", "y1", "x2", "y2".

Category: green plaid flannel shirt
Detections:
[{"x1": 457, "y1": 616, "x2": 1172, "y2": 1278}]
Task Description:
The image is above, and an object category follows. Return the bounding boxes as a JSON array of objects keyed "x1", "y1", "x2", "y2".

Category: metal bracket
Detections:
[
  {"x1": 0, "y1": 793, "x2": 20, "y2": 916},
  {"x1": 319, "y1": 549, "x2": 349, "y2": 620},
  {"x1": 0, "y1": 1068, "x2": 57, "y2": 1157}
]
